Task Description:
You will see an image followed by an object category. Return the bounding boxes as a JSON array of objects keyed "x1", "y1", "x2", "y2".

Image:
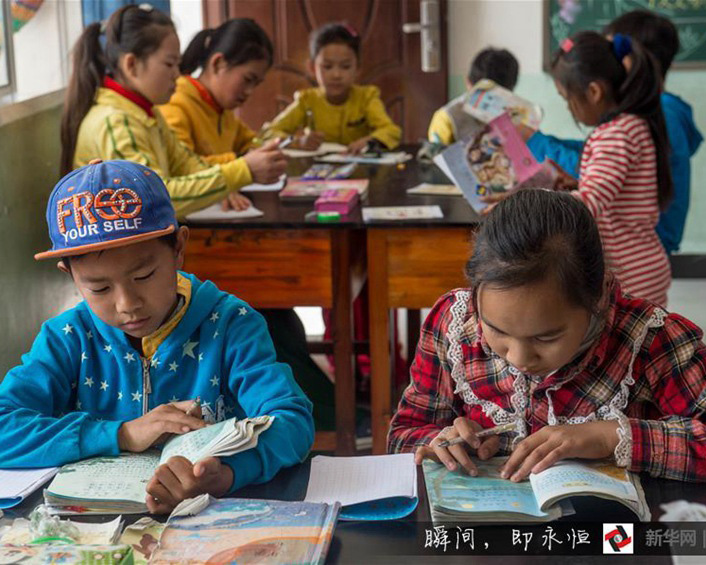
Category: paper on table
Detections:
[
  {"x1": 406, "y1": 183, "x2": 462, "y2": 196},
  {"x1": 283, "y1": 142, "x2": 348, "y2": 158},
  {"x1": 362, "y1": 205, "x2": 444, "y2": 222},
  {"x1": 240, "y1": 175, "x2": 286, "y2": 192},
  {"x1": 304, "y1": 453, "x2": 416, "y2": 507},
  {"x1": 0, "y1": 468, "x2": 59, "y2": 508},
  {"x1": 316, "y1": 151, "x2": 411, "y2": 165},
  {"x1": 185, "y1": 204, "x2": 264, "y2": 221}
]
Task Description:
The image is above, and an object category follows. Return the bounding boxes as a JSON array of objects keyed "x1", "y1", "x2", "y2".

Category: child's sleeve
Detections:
[
  {"x1": 387, "y1": 294, "x2": 464, "y2": 453},
  {"x1": 261, "y1": 97, "x2": 307, "y2": 141},
  {"x1": 427, "y1": 108, "x2": 454, "y2": 145},
  {"x1": 98, "y1": 112, "x2": 252, "y2": 218},
  {"x1": 573, "y1": 126, "x2": 637, "y2": 218},
  {"x1": 526, "y1": 131, "x2": 584, "y2": 179},
  {"x1": 365, "y1": 87, "x2": 402, "y2": 149},
  {"x1": 218, "y1": 302, "x2": 314, "y2": 492},
  {"x1": 627, "y1": 314, "x2": 706, "y2": 481},
  {"x1": 0, "y1": 321, "x2": 122, "y2": 468}
]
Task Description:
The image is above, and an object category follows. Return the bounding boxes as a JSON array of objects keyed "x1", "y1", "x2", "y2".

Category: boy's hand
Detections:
[
  {"x1": 499, "y1": 421, "x2": 620, "y2": 482},
  {"x1": 145, "y1": 455, "x2": 234, "y2": 514},
  {"x1": 414, "y1": 417, "x2": 500, "y2": 476},
  {"x1": 294, "y1": 129, "x2": 324, "y2": 150},
  {"x1": 243, "y1": 139, "x2": 288, "y2": 184},
  {"x1": 347, "y1": 136, "x2": 372, "y2": 155},
  {"x1": 117, "y1": 401, "x2": 206, "y2": 453},
  {"x1": 221, "y1": 192, "x2": 252, "y2": 211}
]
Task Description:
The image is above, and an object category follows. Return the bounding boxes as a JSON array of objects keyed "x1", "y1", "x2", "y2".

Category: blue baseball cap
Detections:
[{"x1": 35, "y1": 160, "x2": 178, "y2": 260}]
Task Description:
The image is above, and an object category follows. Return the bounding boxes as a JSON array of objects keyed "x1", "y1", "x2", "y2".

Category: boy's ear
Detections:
[
  {"x1": 57, "y1": 260, "x2": 70, "y2": 275},
  {"x1": 174, "y1": 226, "x2": 189, "y2": 269},
  {"x1": 306, "y1": 59, "x2": 315, "y2": 77}
]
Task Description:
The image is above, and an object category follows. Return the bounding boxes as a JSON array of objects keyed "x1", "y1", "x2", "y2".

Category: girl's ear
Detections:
[
  {"x1": 306, "y1": 59, "x2": 315, "y2": 77},
  {"x1": 120, "y1": 52, "x2": 139, "y2": 80},
  {"x1": 586, "y1": 80, "x2": 605, "y2": 106},
  {"x1": 208, "y1": 52, "x2": 227, "y2": 75}
]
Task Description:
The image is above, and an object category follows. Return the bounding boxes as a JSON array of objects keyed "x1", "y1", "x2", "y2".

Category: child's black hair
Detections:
[
  {"x1": 466, "y1": 189, "x2": 605, "y2": 313},
  {"x1": 309, "y1": 22, "x2": 360, "y2": 60},
  {"x1": 61, "y1": 232, "x2": 179, "y2": 272},
  {"x1": 61, "y1": 5, "x2": 175, "y2": 177},
  {"x1": 603, "y1": 10, "x2": 679, "y2": 80},
  {"x1": 551, "y1": 31, "x2": 673, "y2": 211},
  {"x1": 468, "y1": 47, "x2": 519, "y2": 90},
  {"x1": 180, "y1": 18, "x2": 273, "y2": 75}
]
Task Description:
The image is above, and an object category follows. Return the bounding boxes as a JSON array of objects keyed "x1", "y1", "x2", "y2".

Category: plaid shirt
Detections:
[{"x1": 388, "y1": 281, "x2": 706, "y2": 482}]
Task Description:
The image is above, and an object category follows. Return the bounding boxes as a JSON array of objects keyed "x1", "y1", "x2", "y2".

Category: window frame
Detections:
[{"x1": 0, "y1": 0, "x2": 17, "y2": 98}]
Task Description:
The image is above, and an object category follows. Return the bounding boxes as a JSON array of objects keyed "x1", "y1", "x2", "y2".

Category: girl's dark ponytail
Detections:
[
  {"x1": 180, "y1": 19, "x2": 272, "y2": 75},
  {"x1": 60, "y1": 22, "x2": 104, "y2": 176},
  {"x1": 551, "y1": 31, "x2": 673, "y2": 211},
  {"x1": 60, "y1": 5, "x2": 174, "y2": 176}
]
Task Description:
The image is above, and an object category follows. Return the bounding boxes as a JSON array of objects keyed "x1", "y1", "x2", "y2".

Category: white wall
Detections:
[
  {"x1": 170, "y1": 0, "x2": 204, "y2": 52},
  {"x1": 447, "y1": 0, "x2": 706, "y2": 254}
]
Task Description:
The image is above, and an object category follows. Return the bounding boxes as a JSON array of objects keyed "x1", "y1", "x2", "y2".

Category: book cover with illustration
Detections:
[
  {"x1": 464, "y1": 78, "x2": 543, "y2": 130},
  {"x1": 434, "y1": 112, "x2": 558, "y2": 213}
]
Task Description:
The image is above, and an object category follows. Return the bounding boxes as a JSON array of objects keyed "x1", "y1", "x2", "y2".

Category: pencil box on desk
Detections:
[{"x1": 314, "y1": 188, "x2": 360, "y2": 215}]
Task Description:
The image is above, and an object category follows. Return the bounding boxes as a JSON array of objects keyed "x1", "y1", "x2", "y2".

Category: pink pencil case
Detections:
[{"x1": 314, "y1": 188, "x2": 360, "y2": 215}]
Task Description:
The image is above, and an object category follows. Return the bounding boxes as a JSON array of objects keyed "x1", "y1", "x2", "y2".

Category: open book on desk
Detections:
[
  {"x1": 304, "y1": 453, "x2": 418, "y2": 520},
  {"x1": 424, "y1": 457, "x2": 649, "y2": 524},
  {"x1": 44, "y1": 415, "x2": 273, "y2": 514}
]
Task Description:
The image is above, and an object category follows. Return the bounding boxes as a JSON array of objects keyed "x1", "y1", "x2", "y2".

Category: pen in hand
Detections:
[
  {"x1": 436, "y1": 422, "x2": 516, "y2": 448},
  {"x1": 185, "y1": 396, "x2": 202, "y2": 418}
]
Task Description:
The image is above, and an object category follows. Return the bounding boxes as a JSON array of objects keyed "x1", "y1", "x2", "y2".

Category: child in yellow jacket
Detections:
[
  {"x1": 159, "y1": 19, "x2": 272, "y2": 166},
  {"x1": 428, "y1": 47, "x2": 519, "y2": 145},
  {"x1": 263, "y1": 22, "x2": 401, "y2": 154},
  {"x1": 61, "y1": 5, "x2": 287, "y2": 217}
]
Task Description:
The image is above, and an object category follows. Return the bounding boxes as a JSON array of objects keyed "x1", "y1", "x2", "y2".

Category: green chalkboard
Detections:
[{"x1": 544, "y1": 0, "x2": 706, "y2": 68}]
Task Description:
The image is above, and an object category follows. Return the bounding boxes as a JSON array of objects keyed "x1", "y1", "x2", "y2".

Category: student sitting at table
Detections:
[
  {"x1": 0, "y1": 160, "x2": 314, "y2": 514},
  {"x1": 261, "y1": 22, "x2": 401, "y2": 154},
  {"x1": 61, "y1": 5, "x2": 287, "y2": 216},
  {"x1": 526, "y1": 10, "x2": 703, "y2": 254},
  {"x1": 427, "y1": 47, "x2": 519, "y2": 146},
  {"x1": 389, "y1": 189, "x2": 706, "y2": 482}
]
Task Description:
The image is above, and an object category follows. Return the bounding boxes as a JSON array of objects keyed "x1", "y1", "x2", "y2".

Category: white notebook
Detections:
[
  {"x1": 185, "y1": 204, "x2": 264, "y2": 221},
  {"x1": 0, "y1": 467, "x2": 59, "y2": 508}
]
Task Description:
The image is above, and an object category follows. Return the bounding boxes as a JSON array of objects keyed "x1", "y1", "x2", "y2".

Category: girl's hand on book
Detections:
[
  {"x1": 117, "y1": 401, "x2": 207, "y2": 453},
  {"x1": 145, "y1": 455, "x2": 233, "y2": 514},
  {"x1": 243, "y1": 139, "x2": 289, "y2": 184},
  {"x1": 294, "y1": 129, "x2": 325, "y2": 150},
  {"x1": 221, "y1": 191, "x2": 252, "y2": 211},
  {"x1": 414, "y1": 417, "x2": 500, "y2": 476},
  {"x1": 499, "y1": 421, "x2": 620, "y2": 482}
]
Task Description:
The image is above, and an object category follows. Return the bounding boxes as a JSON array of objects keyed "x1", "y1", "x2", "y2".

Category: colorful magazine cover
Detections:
[
  {"x1": 150, "y1": 496, "x2": 340, "y2": 565},
  {"x1": 464, "y1": 78, "x2": 543, "y2": 130},
  {"x1": 434, "y1": 112, "x2": 558, "y2": 213}
]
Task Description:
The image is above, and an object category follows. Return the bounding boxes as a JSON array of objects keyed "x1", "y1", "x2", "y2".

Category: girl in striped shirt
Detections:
[{"x1": 550, "y1": 31, "x2": 673, "y2": 306}]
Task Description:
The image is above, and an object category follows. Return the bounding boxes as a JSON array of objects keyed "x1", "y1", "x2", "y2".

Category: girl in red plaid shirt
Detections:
[{"x1": 389, "y1": 189, "x2": 706, "y2": 483}]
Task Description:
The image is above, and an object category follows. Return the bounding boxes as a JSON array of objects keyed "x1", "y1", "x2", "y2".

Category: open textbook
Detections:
[
  {"x1": 423, "y1": 457, "x2": 649, "y2": 524},
  {"x1": 43, "y1": 415, "x2": 274, "y2": 514},
  {"x1": 464, "y1": 78, "x2": 543, "y2": 129},
  {"x1": 435, "y1": 112, "x2": 558, "y2": 213}
]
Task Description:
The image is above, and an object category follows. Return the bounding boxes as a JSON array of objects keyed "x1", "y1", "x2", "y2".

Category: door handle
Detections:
[{"x1": 402, "y1": 0, "x2": 440, "y2": 72}]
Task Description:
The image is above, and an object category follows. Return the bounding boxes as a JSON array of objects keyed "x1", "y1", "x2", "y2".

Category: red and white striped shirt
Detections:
[{"x1": 575, "y1": 113, "x2": 671, "y2": 306}]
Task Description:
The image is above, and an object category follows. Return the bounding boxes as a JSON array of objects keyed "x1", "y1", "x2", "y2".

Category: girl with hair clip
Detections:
[
  {"x1": 61, "y1": 5, "x2": 286, "y2": 216},
  {"x1": 159, "y1": 19, "x2": 275, "y2": 165},
  {"x1": 487, "y1": 32, "x2": 673, "y2": 307},
  {"x1": 389, "y1": 189, "x2": 706, "y2": 484},
  {"x1": 262, "y1": 22, "x2": 401, "y2": 154}
]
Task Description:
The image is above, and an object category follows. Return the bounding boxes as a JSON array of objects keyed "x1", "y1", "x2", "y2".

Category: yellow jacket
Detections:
[
  {"x1": 74, "y1": 87, "x2": 253, "y2": 218},
  {"x1": 262, "y1": 85, "x2": 401, "y2": 149},
  {"x1": 158, "y1": 76, "x2": 256, "y2": 165}
]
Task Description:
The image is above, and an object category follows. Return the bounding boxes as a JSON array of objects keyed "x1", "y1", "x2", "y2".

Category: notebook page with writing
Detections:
[{"x1": 304, "y1": 454, "x2": 417, "y2": 509}]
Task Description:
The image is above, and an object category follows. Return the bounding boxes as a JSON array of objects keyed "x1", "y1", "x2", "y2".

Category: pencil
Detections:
[
  {"x1": 436, "y1": 422, "x2": 516, "y2": 448},
  {"x1": 185, "y1": 396, "x2": 201, "y2": 417}
]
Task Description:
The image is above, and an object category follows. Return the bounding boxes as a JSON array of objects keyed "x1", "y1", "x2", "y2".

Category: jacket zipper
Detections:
[{"x1": 141, "y1": 357, "x2": 151, "y2": 416}]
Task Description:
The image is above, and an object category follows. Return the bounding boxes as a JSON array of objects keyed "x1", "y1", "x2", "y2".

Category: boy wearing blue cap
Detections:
[{"x1": 0, "y1": 160, "x2": 314, "y2": 514}]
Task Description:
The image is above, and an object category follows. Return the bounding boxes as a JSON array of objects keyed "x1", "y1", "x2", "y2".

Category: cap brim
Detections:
[{"x1": 34, "y1": 225, "x2": 176, "y2": 260}]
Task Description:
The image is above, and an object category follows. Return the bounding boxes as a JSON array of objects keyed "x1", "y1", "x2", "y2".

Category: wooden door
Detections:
[{"x1": 203, "y1": 0, "x2": 448, "y2": 142}]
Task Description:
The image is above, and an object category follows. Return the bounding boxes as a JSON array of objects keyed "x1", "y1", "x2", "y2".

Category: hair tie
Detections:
[
  {"x1": 560, "y1": 38, "x2": 574, "y2": 53},
  {"x1": 138, "y1": 3, "x2": 154, "y2": 12},
  {"x1": 342, "y1": 22, "x2": 358, "y2": 38},
  {"x1": 99, "y1": 19, "x2": 107, "y2": 34},
  {"x1": 612, "y1": 33, "x2": 632, "y2": 61}
]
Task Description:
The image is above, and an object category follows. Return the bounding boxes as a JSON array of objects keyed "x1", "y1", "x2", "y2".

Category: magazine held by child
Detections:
[
  {"x1": 43, "y1": 416, "x2": 274, "y2": 514},
  {"x1": 464, "y1": 78, "x2": 543, "y2": 130},
  {"x1": 434, "y1": 112, "x2": 558, "y2": 213},
  {"x1": 423, "y1": 457, "x2": 649, "y2": 524}
]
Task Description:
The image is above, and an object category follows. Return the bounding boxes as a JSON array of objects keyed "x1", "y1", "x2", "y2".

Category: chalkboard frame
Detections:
[{"x1": 543, "y1": 0, "x2": 706, "y2": 71}]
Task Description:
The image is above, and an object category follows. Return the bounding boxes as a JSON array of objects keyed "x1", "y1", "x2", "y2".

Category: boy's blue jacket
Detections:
[
  {"x1": 527, "y1": 92, "x2": 703, "y2": 253},
  {"x1": 0, "y1": 272, "x2": 314, "y2": 493}
]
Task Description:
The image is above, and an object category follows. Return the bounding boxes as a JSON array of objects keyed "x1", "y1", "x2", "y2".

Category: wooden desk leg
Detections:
[
  {"x1": 367, "y1": 230, "x2": 392, "y2": 454},
  {"x1": 330, "y1": 230, "x2": 356, "y2": 455}
]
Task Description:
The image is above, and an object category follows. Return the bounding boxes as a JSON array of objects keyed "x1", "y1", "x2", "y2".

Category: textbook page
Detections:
[
  {"x1": 0, "y1": 468, "x2": 59, "y2": 508},
  {"x1": 283, "y1": 142, "x2": 348, "y2": 158},
  {"x1": 305, "y1": 453, "x2": 417, "y2": 507},
  {"x1": 239, "y1": 175, "x2": 286, "y2": 192},
  {"x1": 185, "y1": 204, "x2": 264, "y2": 221}
]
